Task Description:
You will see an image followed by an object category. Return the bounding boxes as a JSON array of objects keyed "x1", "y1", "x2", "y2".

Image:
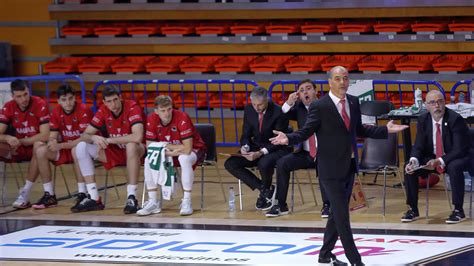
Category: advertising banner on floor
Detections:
[{"x1": 0, "y1": 225, "x2": 472, "y2": 265}]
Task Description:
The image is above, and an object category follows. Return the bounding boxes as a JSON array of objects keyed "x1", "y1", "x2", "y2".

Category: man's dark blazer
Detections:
[
  {"x1": 287, "y1": 93, "x2": 388, "y2": 180},
  {"x1": 411, "y1": 108, "x2": 469, "y2": 165},
  {"x1": 284, "y1": 100, "x2": 310, "y2": 129},
  {"x1": 241, "y1": 101, "x2": 289, "y2": 153}
]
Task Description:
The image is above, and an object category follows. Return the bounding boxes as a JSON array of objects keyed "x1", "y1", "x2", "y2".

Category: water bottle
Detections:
[
  {"x1": 469, "y1": 79, "x2": 474, "y2": 104},
  {"x1": 228, "y1": 187, "x2": 236, "y2": 212},
  {"x1": 458, "y1": 92, "x2": 466, "y2": 103},
  {"x1": 414, "y1": 88, "x2": 423, "y2": 111}
]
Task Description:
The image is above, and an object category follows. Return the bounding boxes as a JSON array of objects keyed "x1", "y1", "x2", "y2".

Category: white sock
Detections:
[
  {"x1": 86, "y1": 183, "x2": 99, "y2": 201},
  {"x1": 183, "y1": 191, "x2": 191, "y2": 200},
  {"x1": 148, "y1": 191, "x2": 158, "y2": 204},
  {"x1": 43, "y1": 182, "x2": 54, "y2": 195},
  {"x1": 127, "y1": 184, "x2": 137, "y2": 197},
  {"x1": 77, "y1": 182, "x2": 87, "y2": 194},
  {"x1": 20, "y1": 180, "x2": 34, "y2": 200}
]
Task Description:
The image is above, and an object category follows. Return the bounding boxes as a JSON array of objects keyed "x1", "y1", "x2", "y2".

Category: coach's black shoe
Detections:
[
  {"x1": 321, "y1": 203, "x2": 330, "y2": 218},
  {"x1": 318, "y1": 256, "x2": 348, "y2": 265},
  {"x1": 123, "y1": 195, "x2": 139, "y2": 214},
  {"x1": 72, "y1": 196, "x2": 104, "y2": 213},
  {"x1": 446, "y1": 209, "x2": 466, "y2": 224},
  {"x1": 265, "y1": 204, "x2": 289, "y2": 217},
  {"x1": 255, "y1": 185, "x2": 274, "y2": 211},
  {"x1": 70, "y1": 193, "x2": 88, "y2": 212},
  {"x1": 401, "y1": 209, "x2": 420, "y2": 223}
]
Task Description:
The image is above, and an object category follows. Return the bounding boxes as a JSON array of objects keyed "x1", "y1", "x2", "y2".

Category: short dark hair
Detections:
[
  {"x1": 102, "y1": 85, "x2": 120, "y2": 99},
  {"x1": 10, "y1": 79, "x2": 28, "y2": 93},
  {"x1": 57, "y1": 84, "x2": 75, "y2": 98},
  {"x1": 297, "y1": 79, "x2": 316, "y2": 90}
]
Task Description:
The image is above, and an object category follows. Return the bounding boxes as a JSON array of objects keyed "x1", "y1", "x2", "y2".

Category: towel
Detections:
[{"x1": 144, "y1": 142, "x2": 176, "y2": 200}]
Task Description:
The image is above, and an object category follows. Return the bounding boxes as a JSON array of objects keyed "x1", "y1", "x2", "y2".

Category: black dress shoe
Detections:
[{"x1": 318, "y1": 256, "x2": 348, "y2": 265}]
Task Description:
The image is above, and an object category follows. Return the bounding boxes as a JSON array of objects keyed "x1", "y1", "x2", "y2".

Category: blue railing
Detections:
[
  {"x1": 450, "y1": 80, "x2": 472, "y2": 102},
  {"x1": 92, "y1": 79, "x2": 259, "y2": 147},
  {"x1": 269, "y1": 79, "x2": 446, "y2": 107},
  {"x1": 0, "y1": 75, "x2": 87, "y2": 104}
]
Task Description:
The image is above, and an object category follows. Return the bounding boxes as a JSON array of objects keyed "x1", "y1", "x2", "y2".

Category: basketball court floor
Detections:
[{"x1": 1, "y1": 161, "x2": 473, "y2": 265}]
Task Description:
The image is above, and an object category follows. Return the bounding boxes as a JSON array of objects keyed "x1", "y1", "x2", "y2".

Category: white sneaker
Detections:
[
  {"x1": 137, "y1": 200, "x2": 161, "y2": 216},
  {"x1": 179, "y1": 198, "x2": 193, "y2": 216},
  {"x1": 12, "y1": 194, "x2": 31, "y2": 209}
]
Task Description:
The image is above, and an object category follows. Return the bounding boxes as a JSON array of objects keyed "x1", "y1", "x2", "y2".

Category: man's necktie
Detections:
[
  {"x1": 308, "y1": 134, "x2": 317, "y2": 159},
  {"x1": 340, "y1": 99, "x2": 350, "y2": 130},
  {"x1": 435, "y1": 123, "x2": 444, "y2": 173},
  {"x1": 258, "y1": 112, "x2": 263, "y2": 132}
]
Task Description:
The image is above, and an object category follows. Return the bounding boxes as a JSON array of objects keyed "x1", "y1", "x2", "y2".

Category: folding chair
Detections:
[{"x1": 195, "y1": 123, "x2": 227, "y2": 210}]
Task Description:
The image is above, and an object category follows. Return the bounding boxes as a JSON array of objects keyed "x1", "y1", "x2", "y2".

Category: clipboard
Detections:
[{"x1": 406, "y1": 164, "x2": 431, "y2": 174}]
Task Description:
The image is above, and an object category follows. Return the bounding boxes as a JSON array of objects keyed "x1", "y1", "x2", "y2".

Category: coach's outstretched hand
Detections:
[{"x1": 270, "y1": 130, "x2": 289, "y2": 145}]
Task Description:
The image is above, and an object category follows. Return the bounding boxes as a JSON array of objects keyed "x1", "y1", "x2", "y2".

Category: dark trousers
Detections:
[
  {"x1": 404, "y1": 157, "x2": 467, "y2": 212},
  {"x1": 319, "y1": 159, "x2": 361, "y2": 264},
  {"x1": 224, "y1": 149, "x2": 291, "y2": 191},
  {"x1": 275, "y1": 150, "x2": 329, "y2": 207}
]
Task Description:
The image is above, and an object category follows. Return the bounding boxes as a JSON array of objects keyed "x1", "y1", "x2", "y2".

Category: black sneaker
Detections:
[
  {"x1": 321, "y1": 204, "x2": 330, "y2": 218},
  {"x1": 255, "y1": 185, "x2": 274, "y2": 211},
  {"x1": 71, "y1": 196, "x2": 104, "y2": 213},
  {"x1": 123, "y1": 195, "x2": 139, "y2": 214},
  {"x1": 265, "y1": 204, "x2": 289, "y2": 217},
  {"x1": 32, "y1": 192, "x2": 58, "y2": 209},
  {"x1": 70, "y1": 193, "x2": 88, "y2": 212},
  {"x1": 446, "y1": 209, "x2": 466, "y2": 224},
  {"x1": 318, "y1": 256, "x2": 348, "y2": 265},
  {"x1": 401, "y1": 209, "x2": 420, "y2": 222}
]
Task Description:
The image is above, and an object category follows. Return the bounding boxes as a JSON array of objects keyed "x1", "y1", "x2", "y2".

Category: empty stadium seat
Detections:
[
  {"x1": 284, "y1": 55, "x2": 329, "y2": 73},
  {"x1": 373, "y1": 20, "x2": 411, "y2": 33},
  {"x1": 195, "y1": 21, "x2": 231, "y2": 35},
  {"x1": 44, "y1": 57, "x2": 87, "y2": 73},
  {"x1": 249, "y1": 55, "x2": 294, "y2": 73},
  {"x1": 321, "y1": 54, "x2": 367, "y2": 71},
  {"x1": 230, "y1": 21, "x2": 266, "y2": 35},
  {"x1": 61, "y1": 22, "x2": 98, "y2": 37},
  {"x1": 78, "y1": 56, "x2": 122, "y2": 73},
  {"x1": 448, "y1": 19, "x2": 474, "y2": 33},
  {"x1": 126, "y1": 22, "x2": 161, "y2": 36},
  {"x1": 161, "y1": 22, "x2": 196, "y2": 36},
  {"x1": 94, "y1": 22, "x2": 128, "y2": 36},
  {"x1": 301, "y1": 20, "x2": 338, "y2": 34},
  {"x1": 174, "y1": 92, "x2": 208, "y2": 108},
  {"x1": 110, "y1": 56, "x2": 156, "y2": 73},
  {"x1": 394, "y1": 54, "x2": 441, "y2": 72},
  {"x1": 432, "y1": 54, "x2": 474, "y2": 72},
  {"x1": 337, "y1": 21, "x2": 374, "y2": 34},
  {"x1": 209, "y1": 92, "x2": 247, "y2": 109},
  {"x1": 265, "y1": 21, "x2": 302, "y2": 35},
  {"x1": 411, "y1": 20, "x2": 449, "y2": 33},
  {"x1": 357, "y1": 54, "x2": 404, "y2": 72},
  {"x1": 214, "y1": 55, "x2": 257, "y2": 73},
  {"x1": 145, "y1": 56, "x2": 188, "y2": 73},
  {"x1": 179, "y1": 56, "x2": 223, "y2": 73}
]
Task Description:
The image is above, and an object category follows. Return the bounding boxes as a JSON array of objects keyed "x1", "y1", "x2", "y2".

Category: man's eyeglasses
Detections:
[{"x1": 426, "y1": 99, "x2": 445, "y2": 106}]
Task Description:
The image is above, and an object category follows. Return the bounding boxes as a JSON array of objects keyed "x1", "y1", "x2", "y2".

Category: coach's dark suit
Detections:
[
  {"x1": 287, "y1": 93, "x2": 387, "y2": 264},
  {"x1": 405, "y1": 108, "x2": 469, "y2": 211},
  {"x1": 275, "y1": 100, "x2": 329, "y2": 208},
  {"x1": 225, "y1": 101, "x2": 291, "y2": 190}
]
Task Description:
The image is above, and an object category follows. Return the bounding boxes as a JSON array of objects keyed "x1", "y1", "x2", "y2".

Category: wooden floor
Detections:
[{"x1": 1, "y1": 154, "x2": 472, "y2": 232}]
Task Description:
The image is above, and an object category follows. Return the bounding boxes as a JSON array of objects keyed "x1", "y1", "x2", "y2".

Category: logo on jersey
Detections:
[
  {"x1": 66, "y1": 125, "x2": 72, "y2": 131},
  {"x1": 22, "y1": 121, "x2": 28, "y2": 127},
  {"x1": 181, "y1": 121, "x2": 186, "y2": 126},
  {"x1": 165, "y1": 136, "x2": 171, "y2": 141},
  {"x1": 171, "y1": 127, "x2": 177, "y2": 132}
]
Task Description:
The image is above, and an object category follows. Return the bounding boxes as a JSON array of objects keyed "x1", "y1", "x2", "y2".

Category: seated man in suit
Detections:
[
  {"x1": 266, "y1": 79, "x2": 330, "y2": 217},
  {"x1": 225, "y1": 86, "x2": 291, "y2": 211},
  {"x1": 403, "y1": 90, "x2": 469, "y2": 224}
]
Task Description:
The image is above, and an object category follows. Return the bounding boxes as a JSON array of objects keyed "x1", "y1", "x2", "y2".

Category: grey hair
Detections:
[{"x1": 250, "y1": 86, "x2": 268, "y2": 100}]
